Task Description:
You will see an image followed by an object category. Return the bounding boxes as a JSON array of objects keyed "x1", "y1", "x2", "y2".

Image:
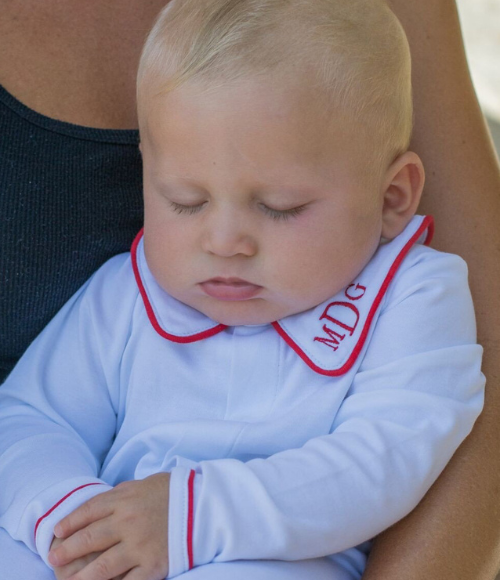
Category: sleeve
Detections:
[
  {"x1": 0, "y1": 255, "x2": 134, "y2": 566},
  {"x1": 166, "y1": 249, "x2": 485, "y2": 577}
]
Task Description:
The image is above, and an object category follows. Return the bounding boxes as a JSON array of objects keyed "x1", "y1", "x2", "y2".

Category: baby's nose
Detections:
[{"x1": 201, "y1": 211, "x2": 257, "y2": 257}]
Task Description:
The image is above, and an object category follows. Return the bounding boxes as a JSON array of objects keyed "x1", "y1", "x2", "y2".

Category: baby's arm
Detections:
[
  {"x1": 160, "y1": 250, "x2": 483, "y2": 576},
  {"x1": 0, "y1": 256, "x2": 131, "y2": 568}
]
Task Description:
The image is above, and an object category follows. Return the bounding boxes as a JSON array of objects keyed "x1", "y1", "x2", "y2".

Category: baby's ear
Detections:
[{"x1": 381, "y1": 151, "x2": 425, "y2": 240}]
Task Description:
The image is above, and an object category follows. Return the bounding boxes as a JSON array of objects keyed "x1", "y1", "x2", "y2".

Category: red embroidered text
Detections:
[{"x1": 314, "y1": 284, "x2": 366, "y2": 351}]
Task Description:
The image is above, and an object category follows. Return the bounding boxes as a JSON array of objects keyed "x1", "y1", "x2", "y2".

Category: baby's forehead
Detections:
[
  {"x1": 141, "y1": 73, "x2": 363, "y2": 143},
  {"x1": 140, "y1": 76, "x2": 381, "y2": 194},
  {"x1": 139, "y1": 67, "x2": 365, "y2": 147}
]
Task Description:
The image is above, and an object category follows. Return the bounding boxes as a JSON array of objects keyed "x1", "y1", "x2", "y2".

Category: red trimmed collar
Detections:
[{"x1": 132, "y1": 215, "x2": 434, "y2": 376}]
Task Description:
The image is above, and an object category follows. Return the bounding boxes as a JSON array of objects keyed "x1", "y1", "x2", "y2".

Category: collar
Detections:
[{"x1": 131, "y1": 215, "x2": 434, "y2": 376}]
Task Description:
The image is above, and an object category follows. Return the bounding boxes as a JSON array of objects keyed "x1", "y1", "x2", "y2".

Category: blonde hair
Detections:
[{"x1": 138, "y1": 0, "x2": 413, "y2": 166}]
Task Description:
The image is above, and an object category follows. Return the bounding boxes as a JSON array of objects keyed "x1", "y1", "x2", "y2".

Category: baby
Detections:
[{"x1": 0, "y1": 0, "x2": 485, "y2": 579}]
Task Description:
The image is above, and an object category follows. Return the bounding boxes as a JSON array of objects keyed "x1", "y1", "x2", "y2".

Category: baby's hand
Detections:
[
  {"x1": 48, "y1": 473, "x2": 171, "y2": 580},
  {"x1": 51, "y1": 537, "x2": 102, "y2": 580}
]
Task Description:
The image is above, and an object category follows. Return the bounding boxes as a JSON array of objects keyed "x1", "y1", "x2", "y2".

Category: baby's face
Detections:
[{"x1": 141, "y1": 78, "x2": 386, "y2": 325}]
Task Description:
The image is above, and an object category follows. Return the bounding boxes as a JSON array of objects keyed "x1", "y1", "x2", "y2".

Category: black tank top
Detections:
[{"x1": 0, "y1": 85, "x2": 144, "y2": 383}]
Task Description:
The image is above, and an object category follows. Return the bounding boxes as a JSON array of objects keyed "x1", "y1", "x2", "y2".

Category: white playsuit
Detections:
[{"x1": 0, "y1": 215, "x2": 485, "y2": 579}]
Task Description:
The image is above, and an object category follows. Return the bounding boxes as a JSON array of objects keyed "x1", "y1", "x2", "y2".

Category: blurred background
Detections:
[{"x1": 457, "y1": 0, "x2": 500, "y2": 154}]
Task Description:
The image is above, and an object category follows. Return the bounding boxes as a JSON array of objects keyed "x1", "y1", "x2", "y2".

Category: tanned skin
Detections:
[{"x1": 363, "y1": 2, "x2": 500, "y2": 579}]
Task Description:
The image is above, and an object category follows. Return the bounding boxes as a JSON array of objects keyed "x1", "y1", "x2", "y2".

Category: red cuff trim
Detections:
[
  {"x1": 131, "y1": 230, "x2": 227, "y2": 343},
  {"x1": 34, "y1": 482, "x2": 105, "y2": 541},
  {"x1": 187, "y1": 470, "x2": 196, "y2": 570}
]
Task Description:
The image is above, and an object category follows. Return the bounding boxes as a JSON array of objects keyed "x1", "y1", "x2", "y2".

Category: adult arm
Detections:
[{"x1": 363, "y1": 1, "x2": 500, "y2": 579}]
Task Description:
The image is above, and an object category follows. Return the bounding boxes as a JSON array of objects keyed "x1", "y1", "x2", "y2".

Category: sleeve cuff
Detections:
[
  {"x1": 167, "y1": 467, "x2": 197, "y2": 578},
  {"x1": 34, "y1": 479, "x2": 113, "y2": 567}
]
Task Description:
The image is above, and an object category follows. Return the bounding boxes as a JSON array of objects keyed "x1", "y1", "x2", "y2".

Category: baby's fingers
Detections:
[
  {"x1": 52, "y1": 551, "x2": 100, "y2": 580},
  {"x1": 55, "y1": 492, "x2": 114, "y2": 539},
  {"x1": 50, "y1": 517, "x2": 118, "y2": 567},
  {"x1": 66, "y1": 544, "x2": 133, "y2": 580}
]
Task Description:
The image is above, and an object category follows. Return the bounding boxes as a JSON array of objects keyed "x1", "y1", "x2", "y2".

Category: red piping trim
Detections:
[
  {"x1": 131, "y1": 230, "x2": 227, "y2": 343},
  {"x1": 34, "y1": 482, "x2": 105, "y2": 541},
  {"x1": 423, "y1": 217, "x2": 434, "y2": 246},
  {"x1": 187, "y1": 470, "x2": 196, "y2": 570},
  {"x1": 272, "y1": 216, "x2": 435, "y2": 377}
]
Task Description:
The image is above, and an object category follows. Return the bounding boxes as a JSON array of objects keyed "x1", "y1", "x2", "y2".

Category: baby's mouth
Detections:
[{"x1": 200, "y1": 278, "x2": 263, "y2": 301}]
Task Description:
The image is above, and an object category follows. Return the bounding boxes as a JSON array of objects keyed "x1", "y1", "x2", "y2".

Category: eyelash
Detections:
[
  {"x1": 261, "y1": 204, "x2": 307, "y2": 222},
  {"x1": 169, "y1": 201, "x2": 205, "y2": 215},
  {"x1": 168, "y1": 200, "x2": 307, "y2": 221}
]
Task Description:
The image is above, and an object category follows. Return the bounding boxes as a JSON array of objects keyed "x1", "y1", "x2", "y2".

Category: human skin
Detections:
[
  {"x1": 1, "y1": 0, "x2": 499, "y2": 577},
  {"x1": 50, "y1": 474, "x2": 170, "y2": 580},
  {"x1": 362, "y1": 1, "x2": 500, "y2": 579},
  {"x1": 0, "y1": 0, "x2": 168, "y2": 128},
  {"x1": 50, "y1": 537, "x2": 101, "y2": 580},
  {"x1": 141, "y1": 78, "x2": 423, "y2": 326}
]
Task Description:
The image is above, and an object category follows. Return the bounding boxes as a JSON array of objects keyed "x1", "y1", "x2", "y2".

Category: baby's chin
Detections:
[{"x1": 195, "y1": 297, "x2": 284, "y2": 327}]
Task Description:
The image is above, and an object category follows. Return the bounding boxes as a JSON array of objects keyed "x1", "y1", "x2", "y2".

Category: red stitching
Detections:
[
  {"x1": 131, "y1": 230, "x2": 227, "y2": 343},
  {"x1": 423, "y1": 217, "x2": 434, "y2": 245},
  {"x1": 273, "y1": 216, "x2": 435, "y2": 376},
  {"x1": 34, "y1": 482, "x2": 105, "y2": 541},
  {"x1": 187, "y1": 470, "x2": 196, "y2": 570}
]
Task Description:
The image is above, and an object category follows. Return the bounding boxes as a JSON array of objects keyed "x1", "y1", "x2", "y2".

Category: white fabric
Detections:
[
  {"x1": 0, "y1": 216, "x2": 484, "y2": 578},
  {"x1": 0, "y1": 528, "x2": 359, "y2": 580}
]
